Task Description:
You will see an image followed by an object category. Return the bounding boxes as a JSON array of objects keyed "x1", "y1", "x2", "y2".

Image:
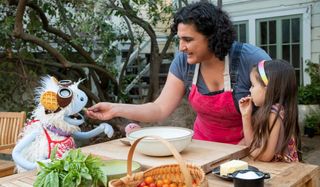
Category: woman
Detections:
[{"x1": 86, "y1": 2, "x2": 271, "y2": 144}]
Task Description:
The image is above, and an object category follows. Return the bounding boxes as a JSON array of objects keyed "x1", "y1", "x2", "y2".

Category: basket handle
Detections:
[{"x1": 127, "y1": 136, "x2": 193, "y2": 187}]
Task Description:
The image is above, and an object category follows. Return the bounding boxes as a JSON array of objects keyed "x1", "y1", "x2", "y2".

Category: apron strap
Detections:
[
  {"x1": 192, "y1": 63, "x2": 200, "y2": 85},
  {"x1": 230, "y1": 42, "x2": 243, "y2": 89},
  {"x1": 224, "y1": 55, "x2": 231, "y2": 91}
]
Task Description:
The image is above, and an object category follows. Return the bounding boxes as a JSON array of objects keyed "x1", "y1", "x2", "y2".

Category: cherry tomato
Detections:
[
  {"x1": 139, "y1": 182, "x2": 147, "y2": 187},
  {"x1": 156, "y1": 179, "x2": 164, "y2": 187},
  {"x1": 163, "y1": 179, "x2": 171, "y2": 185},
  {"x1": 145, "y1": 176, "x2": 154, "y2": 185},
  {"x1": 169, "y1": 183, "x2": 178, "y2": 187}
]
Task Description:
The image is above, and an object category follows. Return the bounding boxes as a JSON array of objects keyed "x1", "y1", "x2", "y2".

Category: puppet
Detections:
[{"x1": 13, "y1": 76, "x2": 114, "y2": 172}]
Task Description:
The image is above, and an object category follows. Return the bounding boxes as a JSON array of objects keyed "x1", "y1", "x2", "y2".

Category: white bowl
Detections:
[{"x1": 126, "y1": 126, "x2": 194, "y2": 156}]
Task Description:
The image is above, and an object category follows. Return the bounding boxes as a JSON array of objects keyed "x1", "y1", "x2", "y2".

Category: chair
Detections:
[{"x1": 0, "y1": 111, "x2": 26, "y2": 177}]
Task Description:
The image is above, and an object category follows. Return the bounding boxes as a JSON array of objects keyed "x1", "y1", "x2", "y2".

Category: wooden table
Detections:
[
  {"x1": 207, "y1": 158, "x2": 320, "y2": 187},
  {"x1": 81, "y1": 138, "x2": 249, "y2": 173},
  {"x1": 0, "y1": 170, "x2": 37, "y2": 187},
  {"x1": 0, "y1": 139, "x2": 319, "y2": 187}
]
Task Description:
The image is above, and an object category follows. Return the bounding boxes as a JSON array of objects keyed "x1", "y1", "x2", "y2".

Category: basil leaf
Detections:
[{"x1": 35, "y1": 148, "x2": 107, "y2": 187}]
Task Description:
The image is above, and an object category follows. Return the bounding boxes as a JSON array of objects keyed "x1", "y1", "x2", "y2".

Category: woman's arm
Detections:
[
  {"x1": 86, "y1": 72, "x2": 185, "y2": 123},
  {"x1": 250, "y1": 113, "x2": 281, "y2": 161}
]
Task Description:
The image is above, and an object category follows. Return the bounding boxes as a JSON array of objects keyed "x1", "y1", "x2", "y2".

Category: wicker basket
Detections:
[{"x1": 109, "y1": 136, "x2": 208, "y2": 187}]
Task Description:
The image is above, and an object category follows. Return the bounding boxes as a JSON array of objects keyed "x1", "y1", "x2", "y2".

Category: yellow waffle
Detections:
[{"x1": 40, "y1": 91, "x2": 59, "y2": 111}]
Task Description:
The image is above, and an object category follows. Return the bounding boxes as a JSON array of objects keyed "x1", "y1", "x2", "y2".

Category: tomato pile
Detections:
[{"x1": 137, "y1": 176, "x2": 198, "y2": 187}]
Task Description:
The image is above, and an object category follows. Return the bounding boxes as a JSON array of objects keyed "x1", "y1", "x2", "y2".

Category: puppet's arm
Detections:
[
  {"x1": 12, "y1": 130, "x2": 42, "y2": 171},
  {"x1": 73, "y1": 122, "x2": 114, "y2": 139}
]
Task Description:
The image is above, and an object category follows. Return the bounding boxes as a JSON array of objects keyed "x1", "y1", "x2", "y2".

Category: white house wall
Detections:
[
  {"x1": 311, "y1": 2, "x2": 320, "y2": 66},
  {"x1": 219, "y1": 0, "x2": 319, "y2": 85}
]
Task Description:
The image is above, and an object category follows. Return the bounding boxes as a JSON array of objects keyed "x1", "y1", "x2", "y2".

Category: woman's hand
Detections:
[
  {"x1": 239, "y1": 96, "x2": 253, "y2": 117},
  {"x1": 86, "y1": 102, "x2": 116, "y2": 120}
]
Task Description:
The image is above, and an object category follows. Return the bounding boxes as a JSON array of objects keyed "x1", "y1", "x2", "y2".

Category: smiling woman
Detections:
[{"x1": 86, "y1": 1, "x2": 271, "y2": 145}]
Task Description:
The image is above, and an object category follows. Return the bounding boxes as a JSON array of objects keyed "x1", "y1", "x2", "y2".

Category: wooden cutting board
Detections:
[{"x1": 81, "y1": 138, "x2": 248, "y2": 173}]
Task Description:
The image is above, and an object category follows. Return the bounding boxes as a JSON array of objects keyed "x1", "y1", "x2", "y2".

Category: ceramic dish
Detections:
[
  {"x1": 101, "y1": 159, "x2": 141, "y2": 180},
  {"x1": 126, "y1": 126, "x2": 194, "y2": 156},
  {"x1": 211, "y1": 165, "x2": 259, "y2": 181},
  {"x1": 229, "y1": 169, "x2": 270, "y2": 187}
]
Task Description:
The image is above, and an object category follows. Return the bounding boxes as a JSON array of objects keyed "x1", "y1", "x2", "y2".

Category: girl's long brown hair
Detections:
[{"x1": 249, "y1": 59, "x2": 300, "y2": 160}]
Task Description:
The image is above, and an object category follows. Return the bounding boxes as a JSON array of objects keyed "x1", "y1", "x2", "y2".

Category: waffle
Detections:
[{"x1": 40, "y1": 91, "x2": 59, "y2": 111}]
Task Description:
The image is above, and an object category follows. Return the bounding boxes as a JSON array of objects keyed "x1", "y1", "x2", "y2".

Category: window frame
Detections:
[
  {"x1": 256, "y1": 15, "x2": 302, "y2": 84},
  {"x1": 233, "y1": 21, "x2": 249, "y2": 43},
  {"x1": 230, "y1": 5, "x2": 311, "y2": 85}
]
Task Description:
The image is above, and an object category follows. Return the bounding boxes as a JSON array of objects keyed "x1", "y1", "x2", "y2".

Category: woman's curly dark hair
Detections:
[{"x1": 171, "y1": 2, "x2": 235, "y2": 60}]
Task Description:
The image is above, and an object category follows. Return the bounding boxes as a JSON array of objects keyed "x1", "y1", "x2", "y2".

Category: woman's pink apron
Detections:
[{"x1": 188, "y1": 55, "x2": 243, "y2": 144}]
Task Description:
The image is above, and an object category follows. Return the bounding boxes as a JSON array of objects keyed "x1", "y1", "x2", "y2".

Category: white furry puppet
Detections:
[{"x1": 13, "y1": 75, "x2": 114, "y2": 172}]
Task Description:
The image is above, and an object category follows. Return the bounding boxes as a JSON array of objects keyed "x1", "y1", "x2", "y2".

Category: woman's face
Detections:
[
  {"x1": 177, "y1": 23, "x2": 211, "y2": 64},
  {"x1": 249, "y1": 70, "x2": 267, "y2": 107}
]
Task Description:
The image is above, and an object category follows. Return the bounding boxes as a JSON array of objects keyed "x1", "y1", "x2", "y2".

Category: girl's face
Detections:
[
  {"x1": 249, "y1": 70, "x2": 267, "y2": 107},
  {"x1": 177, "y1": 23, "x2": 212, "y2": 64}
]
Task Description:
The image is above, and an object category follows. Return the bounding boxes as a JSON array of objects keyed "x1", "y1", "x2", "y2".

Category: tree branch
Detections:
[
  {"x1": 160, "y1": 32, "x2": 174, "y2": 60},
  {"x1": 9, "y1": 0, "x2": 119, "y2": 95},
  {"x1": 12, "y1": 0, "x2": 70, "y2": 67},
  {"x1": 1, "y1": 57, "x2": 101, "y2": 103},
  {"x1": 118, "y1": 16, "x2": 135, "y2": 92},
  {"x1": 56, "y1": 0, "x2": 77, "y2": 38}
]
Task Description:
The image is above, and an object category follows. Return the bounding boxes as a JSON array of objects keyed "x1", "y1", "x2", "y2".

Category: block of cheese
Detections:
[{"x1": 220, "y1": 160, "x2": 248, "y2": 176}]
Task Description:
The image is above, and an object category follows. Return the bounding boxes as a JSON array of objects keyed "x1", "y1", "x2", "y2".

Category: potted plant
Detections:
[
  {"x1": 304, "y1": 112, "x2": 320, "y2": 138},
  {"x1": 34, "y1": 148, "x2": 107, "y2": 187}
]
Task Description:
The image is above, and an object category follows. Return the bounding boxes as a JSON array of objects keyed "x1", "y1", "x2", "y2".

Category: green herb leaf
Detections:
[
  {"x1": 50, "y1": 146, "x2": 58, "y2": 161},
  {"x1": 44, "y1": 171, "x2": 59, "y2": 187},
  {"x1": 34, "y1": 148, "x2": 108, "y2": 187}
]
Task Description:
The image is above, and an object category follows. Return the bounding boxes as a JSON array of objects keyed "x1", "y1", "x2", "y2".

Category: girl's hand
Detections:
[
  {"x1": 86, "y1": 102, "x2": 116, "y2": 120},
  {"x1": 239, "y1": 96, "x2": 253, "y2": 117}
]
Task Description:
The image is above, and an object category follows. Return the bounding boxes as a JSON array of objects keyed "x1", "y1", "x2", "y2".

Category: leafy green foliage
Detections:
[
  {"x1": 0, "y1": 0, "x2": 175, "y2": 109},
  {"x1": 0, "y1": 61, "x2": 37, "y2": 114},
  {"x1": 304, "y1": 111, "x2": 320, "y2": 135},
  {"x1": 298, "y1": 85, "x2": 320, "y2": 105},
  {"x1": 298, "y1": 61, "x2": 320, "y2": 104},
  {"x1": 0, "y1": 4, "x2": 16, "y2": 48},
  {"x1": 34, "y1": 148, "x2": 107, "y2": 187}
]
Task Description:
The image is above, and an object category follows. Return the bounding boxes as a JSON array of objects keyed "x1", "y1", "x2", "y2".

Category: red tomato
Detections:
[{"x1": 149, "y1": 182, "x2": 156, "y2": 187}]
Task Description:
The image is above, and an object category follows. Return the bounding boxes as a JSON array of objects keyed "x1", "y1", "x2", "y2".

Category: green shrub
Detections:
[
  {"x1": 298, "y1": 61, "x2": 320, "y2": 105},
  {"x1": 298, "y1": 85, "x2": 320, "y2": 104},
  {"x1": 304, "y1": 111, "x2": 320, "y2": 133}
]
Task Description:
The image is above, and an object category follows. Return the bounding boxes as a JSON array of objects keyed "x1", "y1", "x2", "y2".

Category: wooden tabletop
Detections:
[
  {"x1": 0, "y1": 139, "x2": 319, "y2": 187},
  {"x1": 207, "y1": 158, "x2": 320, "y2": 187},
  {"x1": 81, "y1": 138, "x2": 249, "y2": 173},
  {"x1": 0, "y1": 170, "x2": 37, "y2": 187}
]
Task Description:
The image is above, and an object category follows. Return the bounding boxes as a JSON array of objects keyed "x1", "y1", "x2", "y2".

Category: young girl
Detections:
[{"x1": 239, "y1": 59, "x2": 300, "y2": 162}]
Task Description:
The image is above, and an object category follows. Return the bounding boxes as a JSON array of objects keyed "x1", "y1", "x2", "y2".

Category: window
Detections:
[
  {"x1": 257, "y1": 15, "x2": 302, "y2": 84},
  {"x1": 233, "y1": 21, "x2": 248, "y2": 43}
]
